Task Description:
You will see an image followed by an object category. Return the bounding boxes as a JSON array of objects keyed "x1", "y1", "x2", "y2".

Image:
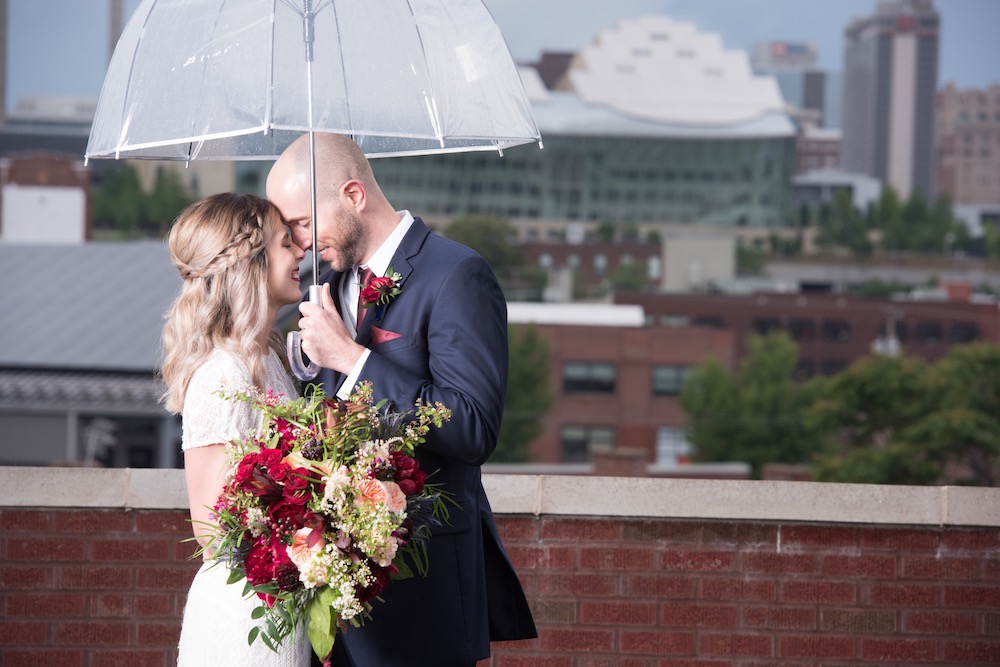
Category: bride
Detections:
[{"x1": 161, "y1": 193, "x2": 311, "y2": 666}]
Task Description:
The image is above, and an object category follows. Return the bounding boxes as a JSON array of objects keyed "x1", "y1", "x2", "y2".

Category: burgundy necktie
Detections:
[{"x1": 356, "y1": 266, "x2": 375, "y2": 329}]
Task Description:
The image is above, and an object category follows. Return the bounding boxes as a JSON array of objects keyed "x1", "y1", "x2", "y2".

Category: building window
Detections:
[
  {"x1": 788, "y1": 318, "x2": 816, "y2": 342},
  {"x1": 563, "y1": 362, "x2": 616, "y2": 394},
  {"x1": 693, "y1": 314, "x2": 725, "y2": 328},
  {"x1": 753, "y1": 318, "x2": 781, "y2": 335},
  {"x1": 655, "y1": 427, "x2": 693, "y2": 466},
  {"x1": 560, "y1": 426, "x2": 614, "y2": 462},
  {"x1": 652, "y1": 365, "x2": 690, "y2": 396},
  {"x1": 594, "y1": 254, "x2": 608, "y2": 276},
  {"x1": 538, "y1": 253, "x2": 553, "y2": 269},
  {"x1": 916, "y1": 322, "x2": 943, "y2": 345},
  {"x1": 821, "y1": 319, "x2": 851, "y2": 342},
  {"x1": 950, "y1": 322, "x2": 979, "y2": 343}
]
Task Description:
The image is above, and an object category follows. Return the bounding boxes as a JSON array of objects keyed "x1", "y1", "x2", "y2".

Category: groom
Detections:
[{"x1": 266, "y1": 133, "x2": 536, "y2": 667}]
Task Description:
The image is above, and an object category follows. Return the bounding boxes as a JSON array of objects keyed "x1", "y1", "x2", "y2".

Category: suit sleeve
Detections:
[{"x1": 357, "y1": 255, "x2": 508, "y2": 466}]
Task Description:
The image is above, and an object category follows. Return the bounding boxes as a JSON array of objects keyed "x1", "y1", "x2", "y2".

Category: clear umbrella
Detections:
[{"x1": 86, "y1": 0, "x2": 542, "y2": 379}]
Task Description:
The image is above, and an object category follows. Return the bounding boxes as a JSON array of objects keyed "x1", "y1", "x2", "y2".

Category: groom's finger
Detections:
[{"x1": 320, "y1": 282, "x2": 336, "y2": 312}]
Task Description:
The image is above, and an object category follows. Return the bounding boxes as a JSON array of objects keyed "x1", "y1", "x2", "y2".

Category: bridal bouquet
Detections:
[{"x1": 200, "y1": 381, "x2": 451, "y2": 659}]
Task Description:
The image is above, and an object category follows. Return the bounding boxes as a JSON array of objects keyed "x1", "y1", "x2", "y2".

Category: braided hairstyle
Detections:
[{"x1": 160, "y1": 192, "x2": 289, "y2": 414}]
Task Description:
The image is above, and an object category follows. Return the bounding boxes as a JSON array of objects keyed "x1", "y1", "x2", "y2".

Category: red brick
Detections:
[
  {"x1": 91, "y1": 538, "x2": 172, "y2": 561},
  {"x1": 904, "y1": 556, "x2": 980, "y2": 580},
  {"x1": 941, "y1": 529, "x2": 1000, "y2": 552},
  {"x1": 137, "y1": 593, "x2": 174, "y2": 617},
  {"x1": 985, "y1": 613, "x2": 1000, "y2": 637},
  {"x1": 943, "y1": 585, "x2": 1000, "y2": 608},
  {"x1": 6, "y1": 593, "x2": 86, "y2": 618},
  {"x1": 55, "y1": 509, "x2": 131, "y2": 533},
  {"x1": 137, "y1": 621, "x2": 183, "y2": 647},
  {"x1": 581, "y1": 547, "x2": 656, "y2": 570},
  {"x1": 134, "y1": 509, "x2": 191, "y2": 534},
  {"x1": 781, "y1": 580, "x2": 856, "y2": 604},
  {"x1": 620, "y1": 520, "x2": 700, "y2": 544},
  {"x1": 530, "y1": 599, "x2": 577, "y2": 624},
  {"x1": 860, "y1": 638, "x2": 937, "y2": 662},
  {"x1": 495, "y1": 516, "x2": 539, "y2": 542},
  {"x1": 0, "y1": 621, "x2": 48, "y2": 645},
  {"x1": 0, "y1": 509, "x2": 50, "y2": 531},
  {"x1": 859, "y1": 527, "x2": 938, "y2": 551},
  {"x1": 0, "y1": 565, "x2": 51, "y2": 589},
  {"x1": 943, "y1": 640, "x2": 1000, "y2": 664},
  {"x1": 59, "y1": 565, "x2": 133, "y2": 590},
  {"x1": 620, "y1": 631, "x2": 697, "y2": 655},
  {"x1": 660, "y1": 604, "x2": 737, "y2": 628},
  {"x1": 743, "y1": 606, "x2": 816, "y2": 630},
  {"x1": 89, "y1": 594, "x2": 132, "y2": 618},
  {"x1": 820, "y1": 609, "x2": 896, "y2": 633},
  {"x1": 55, "y1": 621, "x2": 130, "y2": 646},
  {"x1": 660, "y1": 550, "x2": 736, "y2": 572},
  {"x1": 778, "y1": 635, "x2": 855, "y2": 659},
  {"x1": 542, "y1": 518, "x2": 622, "y2": 541},
  {"x1": 781, "y1": 524, "x2": 856, "y2": 549},
  {"x1": 539, "y1": 629, "x2": 615, "y2": 653},
  {"x1": 822, "y1": 554, "x2": 896, "y2": 578},
  {"x1": 905, "y1": 610, "x2": 978, "y2": 634},
  {"x1": 507, "y1": 545, "x2": 575, "y2": 570},
  {"x1": 742, "y1": 553, "x2": 815, "y2": 575},
  {"x1": 700, "y1": 522, "x2": 777, "y2": 548},
  {"x1": 88, "y1": 651, "x2": 167, "y2": 667},
  {"x1": 541, "y1": 573, "x2": 618, "y2": 597},
  {"x1": 2, "y1": 650, "x2": 83, "y2": 667},
  {"x1": 623, "y1": 575, "x2": 696, "y2": 599},
  {"x1": 136, "y1": 566, "x2": 198, "y2": 591},
  {"x1": 7, "y1": 536, "x2": 86, "y2": 561},
  {"x1": 699, "y1": 578, "x2": 776, "y2": 602},
  {"x1": 495, "y1": 657, "x2": 572, "y2": 667},
  {"x1": 581, "y1": 601, "x2": 657, "y2": 625},
  {"x1": 699, "y1": 634, "x2": 772, "y2": 657},
  {"x1": 869, "y1": 583, "x2": 938, "y2": 607}
]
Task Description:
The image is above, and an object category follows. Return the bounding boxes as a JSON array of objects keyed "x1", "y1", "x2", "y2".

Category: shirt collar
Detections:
[{"x1": 360, "y1": 210, "x2": 414, "y2": 278}]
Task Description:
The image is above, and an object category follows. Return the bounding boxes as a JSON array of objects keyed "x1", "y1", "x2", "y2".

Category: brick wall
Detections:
[{"x1": 1, "y1": 470, "x2": 998, "y2": 666}]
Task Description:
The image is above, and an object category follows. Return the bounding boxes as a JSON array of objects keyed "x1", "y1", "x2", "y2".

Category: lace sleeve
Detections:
[{"x1": 181, "y1": 351, "x2": 258, "y2": 451}]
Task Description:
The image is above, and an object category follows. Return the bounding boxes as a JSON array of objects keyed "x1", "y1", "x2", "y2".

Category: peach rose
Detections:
[
  {"x1": 287, "y1": 527, "x2": 326, "y2": 569},
  {"x1": 354, "y1": 479, "x2": 408, "y2": 513}
]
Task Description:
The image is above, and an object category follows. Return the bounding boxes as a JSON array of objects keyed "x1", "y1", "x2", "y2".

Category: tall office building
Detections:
[
  {"x1": 937, "y1": 83, "x2": 1000, "y2": 206},
  {"x1": 841, "y1": 0, "x2": 939, "y2": 199},
  {"x1": 751, "y1": 41, "x2": 842, "y2": 130}
]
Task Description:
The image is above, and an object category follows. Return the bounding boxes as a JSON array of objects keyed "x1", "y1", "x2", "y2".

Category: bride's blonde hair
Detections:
[{"x1": 160, "y1": 192, "x2": 289, "y2": 414}]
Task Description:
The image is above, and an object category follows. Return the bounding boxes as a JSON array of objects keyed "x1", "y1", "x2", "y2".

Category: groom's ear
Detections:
[{"x1": 340, "y1": 179, "x2": 366, "y2": 211}]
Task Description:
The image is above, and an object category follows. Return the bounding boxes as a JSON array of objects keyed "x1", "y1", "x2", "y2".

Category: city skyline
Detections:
[{"x1": 5, "y1": 0, "x2": 999, "y2": 115}]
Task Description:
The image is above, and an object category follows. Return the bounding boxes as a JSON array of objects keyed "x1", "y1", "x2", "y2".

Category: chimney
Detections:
[{"x1": 109, "y1": 0, "x2": 124, "y2": 62}]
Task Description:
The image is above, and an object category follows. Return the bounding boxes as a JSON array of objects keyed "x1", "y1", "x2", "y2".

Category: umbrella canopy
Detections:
[{"x1": 85, "y1": 0, "x2": 541, "y2": 162}]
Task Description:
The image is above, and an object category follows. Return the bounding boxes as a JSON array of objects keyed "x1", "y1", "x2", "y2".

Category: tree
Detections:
[
  {"x1": 493, "y1": 324, "x2": 553, "y2": 463},
  {"x1": 680, "y1": 331, "x2": 822, "y2": 477},
  {"x1": 609, "y1": 259, "x2": 647, "y2": 292},
  {"x1": 444, "y1": 214, "x2": 545, "y2": 299},
  {"x1": 808, "y1": 348, "x2": 1000, "y2": 486},
  {"x1": 146, "y1": 167, "x2": 194, "y2": 232},
  {"x1": 92, "y1": 164, "x2": 146, "y2": 232}
]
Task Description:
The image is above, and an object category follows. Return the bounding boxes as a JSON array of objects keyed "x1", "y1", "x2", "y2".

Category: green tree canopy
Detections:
[
  {"x1": 493, "y1": 324, "x2": 553, "y2": 463},
  {"x1": 680, "y1": 331, "x2": 823, "y2": 477},
  {"x1": 444, "y1": 214, "x2": 545, "y2": 300}
]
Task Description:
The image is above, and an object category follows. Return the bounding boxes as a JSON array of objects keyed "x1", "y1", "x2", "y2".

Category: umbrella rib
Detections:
[
  {"x1": 328, "y1": 1, "x2": 354, "y2": 139},
  {"x1": 113, "y1": 0, "x2": 159, "y2": 157},
  {"x1": 404, "y1": 0, "x2": 445, "y2": 147}
]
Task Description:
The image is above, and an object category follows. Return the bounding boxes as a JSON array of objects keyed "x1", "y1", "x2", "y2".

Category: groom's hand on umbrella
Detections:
[{"x1": 298, "y1": 283, "x2": 364, "y2": 374}]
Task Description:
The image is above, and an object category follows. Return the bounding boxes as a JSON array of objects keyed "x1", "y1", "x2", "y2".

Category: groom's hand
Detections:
[{"x1": 298, "y1": 282, "x2": 364, "y2": 374}]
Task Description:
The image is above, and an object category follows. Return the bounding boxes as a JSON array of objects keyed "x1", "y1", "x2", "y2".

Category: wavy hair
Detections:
[{"x1": 160, "y1": 192, "x2": 290, "y2": 414}]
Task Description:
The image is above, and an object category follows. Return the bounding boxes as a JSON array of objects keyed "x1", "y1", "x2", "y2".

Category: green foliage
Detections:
[
  {"x1": 852, "y1": 278, "x2": 913, "y2": 300},
  {"x1": 815, "y1": 189, "x2": 872, "y2": 255},
  {"x1": 736, "y1": 243, "x2": 766, "y2": 276},
  {"x1": 609, "y1": 259, "x2": 648, "y2": 292},
  {"x1": 680, "y1": 331, "x2": 823, "y2": 478},
  {"x1": 872, "y1": 186, "x2": 967, "y2": 256},
  {"x1": 444, "y1": 214, "x2": 523, "y2": 273},
  {"x1": 809, "y1": 346, "x2": 1000, "y2": 486},
  {"x1": 494, "y1": 324, "x2": 553, "y2": 463},
  {"x1": 91, "y1": 164, "x2": 193, "y2": 236}
]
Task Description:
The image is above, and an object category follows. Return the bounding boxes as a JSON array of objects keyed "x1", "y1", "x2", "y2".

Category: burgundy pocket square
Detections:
[{"x1": 371, "y1": 325, "x2": 402, "y2": 345}]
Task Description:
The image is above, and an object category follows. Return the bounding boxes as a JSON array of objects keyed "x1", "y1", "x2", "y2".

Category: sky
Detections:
[{"x1": 5, "y1": 0, "x2": 999, "y2": 115}]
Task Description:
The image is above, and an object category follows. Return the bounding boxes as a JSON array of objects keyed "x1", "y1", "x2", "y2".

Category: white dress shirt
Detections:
[{"x1": 335, "y1": 210, "x2": 415, "y2": 399}]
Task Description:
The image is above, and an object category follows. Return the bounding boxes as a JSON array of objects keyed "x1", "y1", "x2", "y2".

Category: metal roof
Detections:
[{"x1": 0, "y1": 241, "x2": 180, "y2": 372}]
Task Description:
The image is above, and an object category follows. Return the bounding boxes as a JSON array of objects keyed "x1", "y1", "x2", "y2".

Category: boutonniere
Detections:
[{"x1": 360, "y1": 266, "x2": 403, "y2": 318}]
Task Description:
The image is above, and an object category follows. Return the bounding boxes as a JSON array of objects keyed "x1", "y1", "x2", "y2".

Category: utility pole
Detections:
[{"x1": 109, "y1": 0, "x2": 124, "y2": 63}]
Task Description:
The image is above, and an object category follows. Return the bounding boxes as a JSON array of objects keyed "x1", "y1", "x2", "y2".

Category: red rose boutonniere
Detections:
[{"x1": 360, "y1": 266, "x2": 403, "y2": 314}]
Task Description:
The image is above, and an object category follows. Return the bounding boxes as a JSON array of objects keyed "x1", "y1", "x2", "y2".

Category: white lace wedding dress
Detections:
[{"x1": 176, "y1": 348, "x2": 310, "y2": 667}]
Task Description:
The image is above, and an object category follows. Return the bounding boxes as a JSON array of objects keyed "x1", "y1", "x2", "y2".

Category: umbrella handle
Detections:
[{"x1": 287, "y1": 285, "x2": 321, "y2": 381}]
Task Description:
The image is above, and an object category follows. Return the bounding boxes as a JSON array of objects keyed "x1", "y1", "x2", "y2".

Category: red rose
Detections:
[
  {"x1": 361, "y1": 276, "x2": 395, "y2": 305},
  {"x1": 238, "y1": 462, "x2": 281, "y2": 499},
  {"x1": 244, "y1": 534, "x2": 301, "y2": 594},
  {"x1": 257, "y1": 447, "x2": 283, "y2": 467},
  {"x1": 269, "y1": 499, "x2": 309, "y2": 527},
  {"x1": 282, "y1": 468, "x2": 312, "y2": 503},
  {"x1": 272, "y1": 418, "x2": 297, "y2": 454},
  {"x1": 391, "y1": 452, "x2": 426, "y2": 495}
]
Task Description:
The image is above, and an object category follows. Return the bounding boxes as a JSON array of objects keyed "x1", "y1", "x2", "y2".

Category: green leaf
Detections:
[
  {"x1": 247, "y1": 626, "x2": 260, "y2": 646},
  {"x1": 251, "y1": 605, "x2": 266, "y2": 620},
  {"x1": 306, "y1": 587, "x2": 336, "y2": 660}
]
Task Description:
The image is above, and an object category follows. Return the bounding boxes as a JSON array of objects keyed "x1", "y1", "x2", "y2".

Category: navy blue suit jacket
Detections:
[{"x1": 314, "y1": 218, "x2": 536, "y2": 666}]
